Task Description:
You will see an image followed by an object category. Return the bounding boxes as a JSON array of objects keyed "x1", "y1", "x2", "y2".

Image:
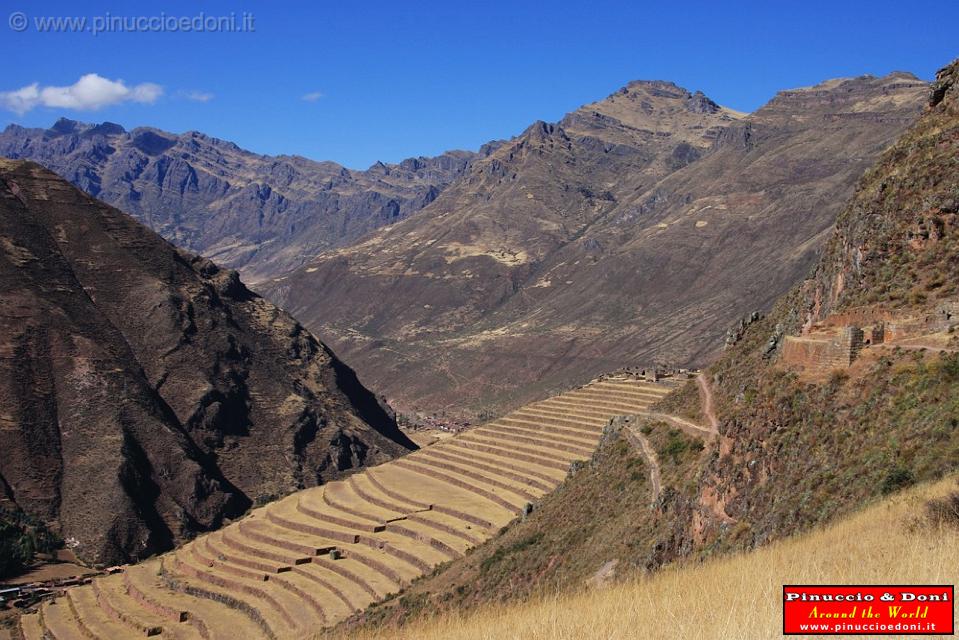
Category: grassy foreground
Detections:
[{"x1": 326, "y1": 477, "x2": 959, "y2": 640}]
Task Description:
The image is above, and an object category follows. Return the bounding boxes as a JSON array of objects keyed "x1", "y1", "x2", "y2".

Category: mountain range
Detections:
[
  {"x1": 0, "y1": 119, "x2": 487, "y2": 283},
  {"x1": 264, "y1": 72, "x2": 927, "y2": 417},
  {"x1": 0, "y1": 67, "x2": 935, "y2": 570},
  {"x1": 331, "y1": 59, "x2": 959, "y2": 632}
]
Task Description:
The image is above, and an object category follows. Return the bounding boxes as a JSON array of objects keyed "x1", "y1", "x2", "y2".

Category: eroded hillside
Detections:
[
  {"x1": 694, "y1": 58, "x2": 959, "y2": 550},
  {"x1": 0, "y1": 160, "x2": 415, "y2": 566},
  {"x1": 266, "y1": 73, "x2": 927, "y2": 419}
]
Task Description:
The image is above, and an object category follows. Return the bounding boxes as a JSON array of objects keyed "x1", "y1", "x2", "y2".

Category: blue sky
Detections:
[{"x1": 1, "y1": 0, "x2": 956, "y2": 169}]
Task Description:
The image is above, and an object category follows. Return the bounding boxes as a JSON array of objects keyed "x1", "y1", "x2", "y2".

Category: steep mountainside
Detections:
[
  {"x1": 266, "y1": 73, "x2": 926, "y2": 418},
  {"x1": 0, "y1": 160, "x2": 415, "y2": 566},
  {"x1": 692, "y1": 58, "x2": 959, "y2": 547},
  {"x1": 0, "y1": 120, "x2": 482, "y2": 282},
  {"x1": 331, "y1": 61, "x2": 959, "y2": 631}
]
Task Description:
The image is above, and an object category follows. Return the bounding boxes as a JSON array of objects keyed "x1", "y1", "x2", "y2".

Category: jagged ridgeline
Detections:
[
  {"x1": 330, "y1": 60, "x2": 959, "y2": 631},
  {"x1": 0, "y1": 160, "x2": 415, "y2": 567},
  {"x1": 0, "y1": 120, "x2": 488, "y2": 283},
  {"x1": 0, "y1": 74, "x2": 931, "y2": 424},
  {"x1": 265, "y1": 73, "x2": 928, "y2": 419},
  {"x1": 1, "y1": 60, "x2": 956, "y2": 639}
]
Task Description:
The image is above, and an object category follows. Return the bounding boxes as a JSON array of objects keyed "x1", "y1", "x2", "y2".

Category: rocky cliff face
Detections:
[
  {"x1": 0, "y1": 160, "x2": 415, "y2": 566},
  {"x1": 693, "y1": 60, "x2": 959, "y2": 553},
  {"x1": 264, "y1": 73, "x2": 927, "y2": 418},
  {"x1": 801, "y1": 64, "x2": 959, "y2": 320},
  {"x1": 0, "y1": 121, "x2": 480, "y2": 283}
]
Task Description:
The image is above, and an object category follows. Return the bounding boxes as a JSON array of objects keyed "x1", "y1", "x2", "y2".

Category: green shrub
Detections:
[
  {"x1": 940, "y1": 354, "x2": 959, "y2": 381},
  {"x1": 660, "y1": 429, "x2": 699, "y2": 465},
  {"x1": 881, "y1": 466, "x2": 916, "y2": 495},
  {"x1": 0, "y1": 520, "x2": 33, "y2": 578},
  {"x1": 0, "y1": 507, "x2": 63, "y2": 578}
]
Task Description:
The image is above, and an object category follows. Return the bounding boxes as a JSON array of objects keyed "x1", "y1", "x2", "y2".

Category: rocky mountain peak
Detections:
[
  {"x1": 522, "y1": 120, "x2": 565, "y2": 143},
  {"x1": 85, "y1": 121, "x2": 126, "y2": 137},
  {"x1": 559, "y1": 79, "x2": 741, "y2": 152},
  {"x1": 757, "y1": 71, "x2": 927, "y2": 118},
  {"x1": 887, "y1": 70, "x2": 922, "y2": 81},
  {"x1": 368, "y1": 160, "x2": 390, "y2": 174},
  {"x1": 803, "y1": 58, "x2": 958, "y2": 318},
  {"x1": 622, "y1": 79, "x2": 684, "y2": 94},
  {"x1": 47, "y1": 117, "x2": 85, "y2": 135},
  {"x1": 930, "y1": 59, "x2": 959, "y2": 107},
  {"x1": 39, "y1": 119, "x2": 127, "y2": 141},
  {"x1": 685, "y1": 90, "x2": 721, "y2": 114},
  {"x1": 609, "y1": 80, "x2": 723, "y2": 111},
  {"x1": 264, "y1": 68, "x2": 927, "y2": 421}
]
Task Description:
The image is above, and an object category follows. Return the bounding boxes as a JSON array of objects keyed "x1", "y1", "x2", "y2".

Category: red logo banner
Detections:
[{"x1": 783, "y1": 585, "x2": 954, "y2": 635}]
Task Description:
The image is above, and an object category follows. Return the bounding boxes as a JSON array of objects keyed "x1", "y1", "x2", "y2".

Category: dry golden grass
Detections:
[{"x1": 332, "y1": 477, "x2": 959, "y2": 640}]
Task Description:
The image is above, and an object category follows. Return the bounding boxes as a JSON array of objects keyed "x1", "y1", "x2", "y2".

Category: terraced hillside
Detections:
[{"x1": 14, "y1": 378, "x2": 672, "y2": 639}]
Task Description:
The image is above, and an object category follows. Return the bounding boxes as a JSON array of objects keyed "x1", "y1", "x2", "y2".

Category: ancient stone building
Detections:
[{"x1": 781, "y1": 326, "x2": 864, "y2": 374}]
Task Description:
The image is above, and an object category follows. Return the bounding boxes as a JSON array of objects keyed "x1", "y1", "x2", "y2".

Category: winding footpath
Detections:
[
  {"x1": 624, "y1": 426, "x2": 662, "y2": 506},
  {"x1": 639, "y1": 412, "x2": 714, "y2": 438},
  {"x1": 622, "y1": 373, "x2": 728, "y2": 516},
  {"x1": 696, "y1": 373, "x2": 720, "y2": 433}
]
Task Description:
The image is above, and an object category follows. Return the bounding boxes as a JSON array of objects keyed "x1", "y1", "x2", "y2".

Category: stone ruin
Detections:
[
  {"x1": 603, "y1": 365, "x2": 696, "y2": 383},
  {"x1": 782, "y1": 325, "x2": 865, "y2": 374},
  {"x1": 782, "y1": 299, "x2": 959, "y2": 375}
]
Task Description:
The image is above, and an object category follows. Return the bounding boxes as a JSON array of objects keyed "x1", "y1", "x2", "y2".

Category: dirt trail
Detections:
[
  {"x1": 696, "y1": 374, "x2": 719, "y2": 433},
  {"x1": 624, "y1": 427, "x2": 661, "y2": 506},
  {"x1": 639, "y1": 411, "x2": 714, "y2": 438},
  {"x1": 627, "y1": 375, "x2": 717, "y2": 439},
  {"x1": 618, "y1": 376, "x2": 735, "y2": 524}
]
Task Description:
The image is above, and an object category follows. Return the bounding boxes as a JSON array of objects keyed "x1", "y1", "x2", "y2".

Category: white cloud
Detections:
[
  {"x1": 0, "y1": 85, "x2": 40, "y2": 115},
  {"x1": 0, "y1": 73, "x2": 163, "y2": 115},
  {"x1": 301, "y1": 91, "x2": 324, "y2": 102},
  {"x1": 181, "y1": 90, "x2": 214, "y2": 103}
]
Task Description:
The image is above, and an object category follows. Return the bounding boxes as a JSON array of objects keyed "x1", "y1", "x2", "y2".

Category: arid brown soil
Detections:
[
  {"x1": 0, "y1": 160, "x2": 415, "y2": 566},
  {"x1": 324, "y1": 61, "x2": 959, "y2": 634},
  {"x1": 266, "y1": 73, "x2": 927, "y2": 420}
]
